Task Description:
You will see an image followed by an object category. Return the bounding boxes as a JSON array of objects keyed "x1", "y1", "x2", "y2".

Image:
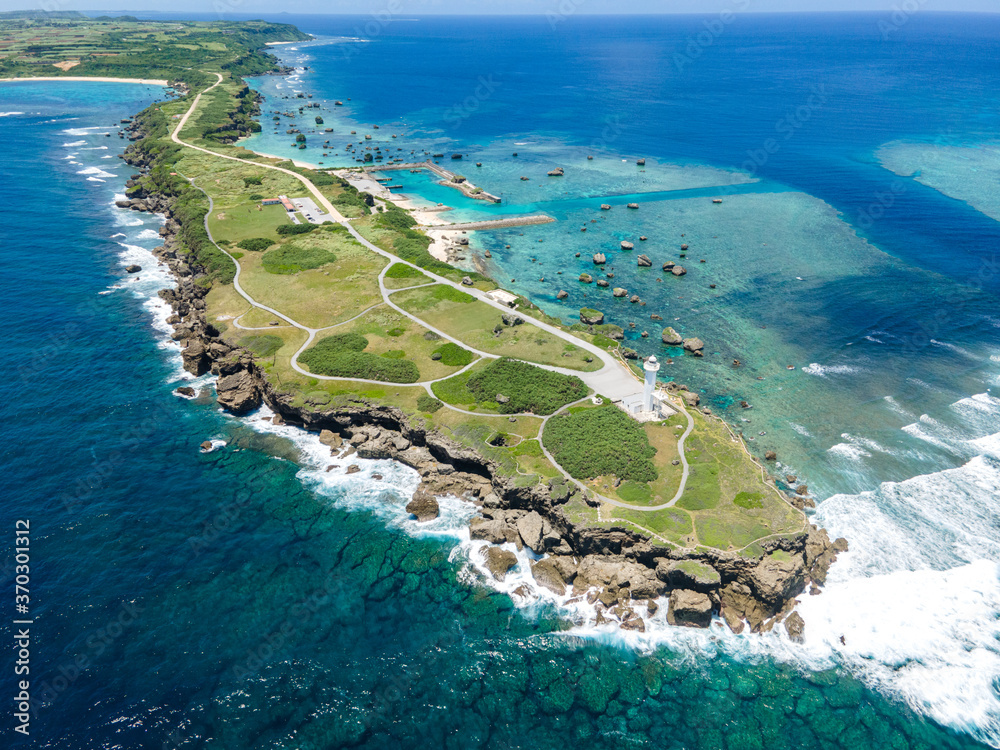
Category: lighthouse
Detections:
[{"x1": 642, "y1": 355, "x2": 660, "y2": 412}]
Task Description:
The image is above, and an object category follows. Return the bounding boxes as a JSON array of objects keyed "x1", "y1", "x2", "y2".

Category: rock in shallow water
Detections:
[
  {"x1": 667, "y1": 589, "x2": 713, "y2": 628},
  {"x1": 481, "y1": 545, "x2": 517, "y2": 581},
  {"x1": 405, "y1": 489, "x2": 439, "y2": 522}
]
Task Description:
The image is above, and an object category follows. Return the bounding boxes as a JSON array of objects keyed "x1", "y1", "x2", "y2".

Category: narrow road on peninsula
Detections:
[{"x1": 171, "y1": 73, "x2": 697, "y2": 511}]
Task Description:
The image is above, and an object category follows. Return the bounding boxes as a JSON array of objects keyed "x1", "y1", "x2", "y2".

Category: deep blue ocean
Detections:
[{"x1": 2, "y1": 11, "x2": 999, "y2": 749}]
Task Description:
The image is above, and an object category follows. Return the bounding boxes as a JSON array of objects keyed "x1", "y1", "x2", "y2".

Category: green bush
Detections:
[
  {"x1": 248, "y1": 193, "x2": 264, "y2": 201},
  {"x1": 240, "y1": 334, "x2": 284, "y2": 357},
  {"x1": 261, "y1": 244, "x2": 335, "y2": 274},
  {"x1": 417, "y1": 394, "x2": 444, "y2": 413},
  {"x1": 466, "y1": 358, "x2": 588, "y2": 415},
  {"x1": 275, "y1": 223, "x2": 316, "y2": 236},
  {"x1": 617, "y1": 480, "x2": 653, "y2": 504},
  {"x1": 387, "y1": 327, "x2": 406, "y2": 337},
  {"x1": 432, "y1": 343, "x2": 474, "y2": 367},
  {"x1": 299, "y1": 332, "x2": 418, "y2": 383},
  {"x1": 734, "y1": 492, "x2": 764, "y2": 509},
  {"x1": 382, "y1": 349, "x2": 406, "y2": 359},
  {"x1": 543, "y1": 404, "x2": 658, "y2": 482},
  {"x1": 237, "y1": 237, "x2": 275, "y2": 252},
  {"x1": 243, "y1": 175, "x2": 263, "y2": 186},
  {"x1": 385, "y1": 262, "x2": 426, "y2": 280}
]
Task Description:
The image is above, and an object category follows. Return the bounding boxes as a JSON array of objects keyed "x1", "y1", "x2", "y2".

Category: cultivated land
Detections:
[{"x1": 4, "y1": 14, "x2": 847, "y2": 635}]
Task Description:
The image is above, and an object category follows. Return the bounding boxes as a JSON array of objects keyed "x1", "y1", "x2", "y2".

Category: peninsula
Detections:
[{"x1": 1, "y1": 12, "x2": 846, "y2": 636}]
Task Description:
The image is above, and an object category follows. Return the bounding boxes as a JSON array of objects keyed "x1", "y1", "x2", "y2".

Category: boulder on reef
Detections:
[
  {"x1": 667, "y1": 589, "x2": 713, "y2": 628},
  {"x1": 481, "y1": 546, "x2": 518, "y2": 581},
  {"x1": 215, "y1": 369, "x2": 261, "y2": 415},
  {"x1": 661, "y1": 327, "x2": 683, "y2": 345},
  {"x1": 556, "y1": 290, "x2": 568, "y2": 300},
  {"x1": 683, "y1": 337, "x2": 704, "y2": 353},
  {"x1": 785, "y1": 611, "x2": 805, "y2": 643},
  {"x1": 613, "y1": 287, "x2": 628, "y2": 298},
  {"x1": 672, "y1": 265, "x2": 687, "y2": 276},
  {"x1": 181, "y1": 340, "x2": 211, "y2": 376},
  {"x1": 406, "y1": 488, "x2": 440, "y2": 522},
  {"x1": 579, "y1": 273, "x2": 593, "y2": 284},
  {"x1": 593, "y1": 253, "x2": 606, "y2": 265},
  {"x1": 637, "y1": 254, "x2": 651, "y2": 267},
  {"x1": 620, "y1": 241, "x2": 634, "y2": 251}
]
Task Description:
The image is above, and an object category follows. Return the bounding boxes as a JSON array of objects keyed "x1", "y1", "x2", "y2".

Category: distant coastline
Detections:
[{"x1": 0, "y1": 76, "x2": 169, "y2": 85}]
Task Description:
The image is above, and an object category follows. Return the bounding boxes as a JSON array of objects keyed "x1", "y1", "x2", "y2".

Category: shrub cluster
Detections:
[
  {"x1": 416, "y1": 394, "x2": 444, "y2": 413},
  {"x1": 431, "y1": 343, "x2": 474, "y2": 367},
  {"x1": 466, "y1": 358, "x2": 587, "y2": 415},
  {"x1": 240, "y1": 334, "x2": 283, "y2": 357},
  {"x1": 237, "y1": 237, "x2": 274, "y2": 252},
  {"x1": 543, "y1": 405, "x2": 658, "y2": 481},
  {"x1": 299, "y1": 333, "x2": 419, "y2": 383},
  {"x1": 276, "y1": 223, "x2": 316, "y2": 236},
  {"x1": 261, "y1": 244, "x2": 335, "y2": 274}
]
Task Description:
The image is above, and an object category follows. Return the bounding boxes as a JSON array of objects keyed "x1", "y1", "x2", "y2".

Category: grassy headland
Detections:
[{"x1": 3, "y1": 13, "x2": 808, "y2": 563}]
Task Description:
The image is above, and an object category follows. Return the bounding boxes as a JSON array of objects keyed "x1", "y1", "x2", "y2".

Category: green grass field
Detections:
[{"x1": 391, "y1": 285, "x2": 601, "y2": 372}]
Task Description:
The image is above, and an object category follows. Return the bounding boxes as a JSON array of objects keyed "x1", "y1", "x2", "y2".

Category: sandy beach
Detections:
[{"x1": 0, "y1": 76, "x2": 169, "y2": 85}]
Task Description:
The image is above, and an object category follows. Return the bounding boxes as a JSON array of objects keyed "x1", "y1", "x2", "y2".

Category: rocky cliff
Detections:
[{"x1": 125, "y1": 127, "x2": 847, "y2": 643}]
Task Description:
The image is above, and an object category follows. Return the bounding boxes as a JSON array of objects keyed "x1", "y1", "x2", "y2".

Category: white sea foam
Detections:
[
  {"x1": 135, "y1": 228, "x2": 161, "y2": 240},
  {"x1": 931, "y1": 339, "x2": 976, "y2": 358},
  {"x1": 63, "y1": 140, "x2": 86, "y2": 147},
  {"x1": 789, "y1": 422, "x2": 812, "y2": 437},
  {"x1": 802, "y1": 362, "x2": 861, "y2": 377},
  {"x1": 80, "y1": 146, "x2": 109, "y2": 151},
  {"x1": 828, "y1": 442, "x2": 871, "y2": 461},
  {"x1": 77, "y1": 166, "x2": 116, "y2": 178},
  {"x1": 87, "y1": 177, "x2": 106, "y2": 183},
  {"x1": 883, "y1": 395, "x2": 914, "y2": 418},
  {"x1": 0, "y1": 111, "x2": 25, "y2": 117},
  {"x1": 62, "y1": 126, "x2": 104, "y2": 135}
]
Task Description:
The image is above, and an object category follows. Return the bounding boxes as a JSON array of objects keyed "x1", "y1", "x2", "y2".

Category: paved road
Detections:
[{"x1": 171, "y1": 74, "x2": 693, "y2": 508}]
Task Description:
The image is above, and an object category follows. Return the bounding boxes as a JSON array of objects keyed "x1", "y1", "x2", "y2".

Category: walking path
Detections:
[{"x1": 171, "y1": 74, "x2": 693, "y2": 509}]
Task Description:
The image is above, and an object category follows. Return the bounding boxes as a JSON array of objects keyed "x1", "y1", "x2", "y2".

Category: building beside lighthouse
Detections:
[{"x1": 617, "y1": 355, "x2": 672, "y2": 422}]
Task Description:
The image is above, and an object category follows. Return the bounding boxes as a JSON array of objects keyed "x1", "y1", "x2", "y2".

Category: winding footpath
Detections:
[{"x1": 171, "y1": 73, "x2": 695, "y2": 510}]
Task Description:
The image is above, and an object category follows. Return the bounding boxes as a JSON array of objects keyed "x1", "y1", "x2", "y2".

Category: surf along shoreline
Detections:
[{"x1": 19, "y1": 23, "x2": 846, "y2": 639}]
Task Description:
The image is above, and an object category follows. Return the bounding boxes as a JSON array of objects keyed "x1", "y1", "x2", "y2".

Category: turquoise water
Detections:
[{"x1": 2, "y1": 10, "x2": 998, "y2": 748}]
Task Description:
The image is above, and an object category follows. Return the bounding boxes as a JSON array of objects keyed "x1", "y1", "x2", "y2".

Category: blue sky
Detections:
[{"x1": 3, "y1": 1, "x2": 998, "y2": 14}]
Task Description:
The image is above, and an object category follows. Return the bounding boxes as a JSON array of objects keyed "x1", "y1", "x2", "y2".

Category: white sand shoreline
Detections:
[{"x1": 0, "y1": 76, "x2": 169, "y2": 85}]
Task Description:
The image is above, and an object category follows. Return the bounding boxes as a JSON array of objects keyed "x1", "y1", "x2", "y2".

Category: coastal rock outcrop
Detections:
[
  {"x1": 405, "y1": 489, "x2": 440, "y2": 522},
  {"x1": 683, "y1": 337, "x2": 704, "y2": 353},
  {"x1": 667, "y1": 589, "x2": 713, "y2": 628},
  {"x1": 481, "y1": 546, "x2": 518, "y2": 581},
  {"x1": 129, "y1": 104, "x2": 849, "y2": 642},
  {"x1": 661, "y1": 327, "x2": 683, "y2": 345},
  {"x1": 215, "y1": 369, "x2": 262, "y2": 415}
]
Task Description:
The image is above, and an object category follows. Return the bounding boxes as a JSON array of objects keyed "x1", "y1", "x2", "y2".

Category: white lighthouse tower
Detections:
[{"x1": 642, "y1": 355, "x2": 660, "y2": 412}]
